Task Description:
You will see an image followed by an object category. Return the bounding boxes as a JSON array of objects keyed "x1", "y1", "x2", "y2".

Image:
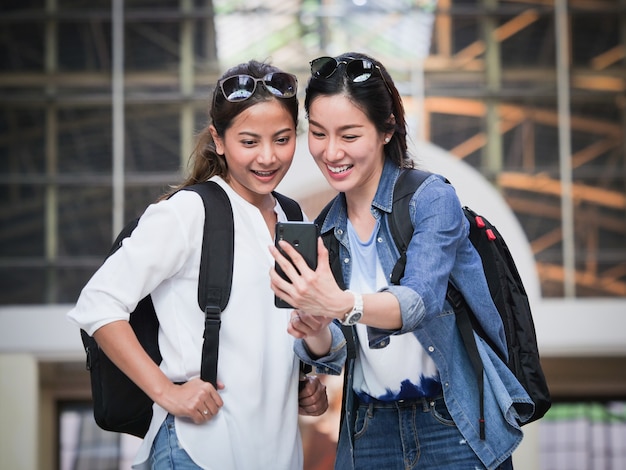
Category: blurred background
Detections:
[{"x1": 1, "y1": 0, "x2": 625, "y2": 469}]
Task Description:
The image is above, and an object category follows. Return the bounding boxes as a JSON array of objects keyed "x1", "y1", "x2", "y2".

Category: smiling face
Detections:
[
  {"x1": 211, "y1": 99, "x2": 297, "y2": 208},
  {"x1": 307, "y1": 94, "x2": 390, "y2": 199}
]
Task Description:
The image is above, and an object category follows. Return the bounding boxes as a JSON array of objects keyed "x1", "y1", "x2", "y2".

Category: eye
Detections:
[{"x1": 276, "y1": 136, "x2": 291, "y2": 144}]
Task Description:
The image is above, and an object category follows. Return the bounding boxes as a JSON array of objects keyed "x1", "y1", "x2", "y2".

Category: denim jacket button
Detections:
[
  {"x1": 343, "y1": 258, "x2": 350, "y2": 264},
  {"x1": 428, "y1": 346, "x2": 434, "y2": 352},
  {"x1": 337, "y1": 229, "x2": 344, "y2": 235},
  {"x1": 377, "y1": 237, "x2": 383, "y2": 243}
]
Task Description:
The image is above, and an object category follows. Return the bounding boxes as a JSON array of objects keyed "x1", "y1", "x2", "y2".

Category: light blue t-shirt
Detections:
[{"x1": 347, "y1": 220, "x2": 441, "y2": 402}]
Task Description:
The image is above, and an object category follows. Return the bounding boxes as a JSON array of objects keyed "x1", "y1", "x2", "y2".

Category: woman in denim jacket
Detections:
[{"x1": 270, "y1": 52, "x2": 534, "y2": 470}]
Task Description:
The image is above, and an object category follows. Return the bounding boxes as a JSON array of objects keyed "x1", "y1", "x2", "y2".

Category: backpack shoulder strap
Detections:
[
  {"x1": 273, "y1": 191, "x2": 304, "y2": 221},
  {"x1": 389, "y1": 170, "x2": 487, "y2": 437},
  {"x1": 183, "y1": 182, "x2": 234, "y2": 312},
  {"x1": 389, "y1": 168, "x2": 432, "y2": 284},
  {"x1": 181, "y1": 181, "x2": 234, "y2": 386}
]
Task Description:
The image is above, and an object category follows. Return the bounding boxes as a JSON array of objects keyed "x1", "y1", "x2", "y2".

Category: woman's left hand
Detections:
[{"x1": 288, "y1": 310, "x2": 333, "y2": 339}]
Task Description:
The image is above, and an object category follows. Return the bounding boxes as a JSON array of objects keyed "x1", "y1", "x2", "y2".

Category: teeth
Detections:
[
  {"x1": 254, "y1": 170, "x2": 275, "y2": 176},
  {"x1": 328, "y1": 164, "x2": 352, "y2": 174}
]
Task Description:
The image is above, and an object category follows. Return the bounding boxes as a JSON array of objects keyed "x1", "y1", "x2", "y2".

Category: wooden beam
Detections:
[
  {"x1": 493, "y1": 9, "x2": 540, "y2": 42},
  {"x1": 591, "y1": 45, "x2": 626, "y2": 70},
  {"x1": 531, "y1": 227, "x2": 563, "y2": 255},
  {"x1": 498, "y1": 172, "x2": 626, "y2": 210},
  {"x1": 451, "y1": 9, "x2": 540, "y2": 65},
  {"x1": 571, "y1": 138, "x2": 620, "y2": 169},
  {"x1": 537, "y1": 262, "x2": 626, "y2": 296},
  {"x1": 506, "y1": 195, "x2": 626, "y2": 234},
  {"x1": 572, "y1": 75, "x2": 625, "y2": 92}
]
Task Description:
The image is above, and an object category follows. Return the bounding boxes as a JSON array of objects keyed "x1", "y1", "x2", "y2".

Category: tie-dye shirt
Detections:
[{"x1": 347, "y1": 220, "x2": 441, "y2": 402}]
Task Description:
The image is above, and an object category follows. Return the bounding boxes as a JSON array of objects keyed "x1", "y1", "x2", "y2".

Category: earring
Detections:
[{"x1": 384, "y1": 137, "x2": 390, "y2": 143}]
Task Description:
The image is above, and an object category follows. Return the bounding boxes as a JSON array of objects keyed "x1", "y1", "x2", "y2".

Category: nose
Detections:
[
  {"x1": 257, "y1": 142, "x2": 277, "y2": 165},
  {"x1": 324, "y1": 138, "x2": 344, "y2": 163}
]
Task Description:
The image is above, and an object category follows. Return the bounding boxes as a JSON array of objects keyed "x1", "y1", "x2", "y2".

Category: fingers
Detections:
[
  {"x1": 298, "y1": 376, "x2": 329, "y2": 416},
  {"x1": 197, "y1": 403, "x2": 212, "y2": 421},
  {"x1": 197, "y1": 396, "x2": 221, "y2": 421},
  {"x1": 288, "y1": 311, "x2": 324, "y2": 338},
  {"x1": 274, "y1": 240, "x2": 313, "y2": 278},
  {"x1": 316, "y1": 237, "x2": 328, "y2": 266},
  {"x1": 175, "y1": 379, "x2": 224, "y2": 424}
]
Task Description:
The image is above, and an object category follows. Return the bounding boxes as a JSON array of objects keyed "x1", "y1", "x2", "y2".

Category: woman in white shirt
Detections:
[{"x1": 67, "y1": 59, "x2": 346, "y2": 469}]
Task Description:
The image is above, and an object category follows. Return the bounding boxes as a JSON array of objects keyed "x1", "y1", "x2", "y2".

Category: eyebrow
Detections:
[
  {"x1": 308, "y1": 119, "x2": 364, "y2": 132},
  {"x1": 237, "y1": 127, "x2": 294, "y2": 138}
]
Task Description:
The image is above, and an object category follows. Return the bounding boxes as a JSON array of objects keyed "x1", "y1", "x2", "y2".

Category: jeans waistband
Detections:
[{"x1": 357, "y1": 394, "x2": 444, "y2": 409}]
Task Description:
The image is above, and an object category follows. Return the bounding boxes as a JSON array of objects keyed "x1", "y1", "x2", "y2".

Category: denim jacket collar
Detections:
[{"x1": 372, "y1": 158, "x2": 401, "y2": 214}]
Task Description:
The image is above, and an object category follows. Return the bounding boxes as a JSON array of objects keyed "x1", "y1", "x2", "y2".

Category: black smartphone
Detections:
[{"x1": 274, "y1": 221, "x2": 318, "y2": 308}]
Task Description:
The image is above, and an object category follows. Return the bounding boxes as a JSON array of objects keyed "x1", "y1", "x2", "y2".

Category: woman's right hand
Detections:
[
  {"x1": 161, "y1": 379, "x2": 225, "y2": 424},
  {"x1": 270, "y1": 237, "x2": 352, "y2": 320}
]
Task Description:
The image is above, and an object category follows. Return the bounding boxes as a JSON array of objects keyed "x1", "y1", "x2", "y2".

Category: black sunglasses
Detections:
[
  {"x1": 218, "y1": 72, "x2": 298, "y2": 102},
  {"x1": 309, "y1": 56, "x2": 393, "y2": 96}
]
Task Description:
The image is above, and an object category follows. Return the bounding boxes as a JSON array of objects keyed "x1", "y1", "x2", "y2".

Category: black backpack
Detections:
[
  {"x1": 317, "y1": 169, "x2": 551, "y2": 439},
  {"x1": 80, "y1": 181, "x2": 303, "y2": 438}
]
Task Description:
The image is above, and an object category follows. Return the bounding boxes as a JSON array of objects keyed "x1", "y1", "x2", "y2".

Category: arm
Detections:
[{"x1": 93, "y1": 320, "x2": 224, "y2": 424}]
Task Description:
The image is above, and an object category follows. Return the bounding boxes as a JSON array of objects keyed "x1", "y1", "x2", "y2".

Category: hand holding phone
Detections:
[{"x1": 274, "y1": 222, "x2": 318, "y2": 308}]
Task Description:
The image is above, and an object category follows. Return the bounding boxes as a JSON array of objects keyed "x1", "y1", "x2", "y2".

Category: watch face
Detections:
[{"x1": 346, "y1": 311, "x2": 362, "y2": 325}]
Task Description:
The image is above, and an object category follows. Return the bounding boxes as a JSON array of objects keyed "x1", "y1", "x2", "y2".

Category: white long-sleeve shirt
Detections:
[{"x1": 68, "y1": 176, "x2": 303, "y2": 469}]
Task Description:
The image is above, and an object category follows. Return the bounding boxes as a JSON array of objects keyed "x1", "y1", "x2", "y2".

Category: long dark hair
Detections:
[
  {"x1": 304, "y1": 52, "x2": 412, "y2": 168},
  {"x1": 162, "y1": 60, "x2": 299, "y2": 199}
]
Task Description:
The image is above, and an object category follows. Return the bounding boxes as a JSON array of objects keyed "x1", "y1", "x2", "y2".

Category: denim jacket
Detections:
[{"x1": 298, "y1": 159, "x2": 534, "y2": 470}]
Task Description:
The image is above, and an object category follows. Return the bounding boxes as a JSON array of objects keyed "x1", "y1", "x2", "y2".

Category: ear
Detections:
[
  {"x1": 209, "y1": 125, "x2": 224, "y2": 155},
  {"x1": 384, "y1": 114, "x2": 396, "y2": 143}
]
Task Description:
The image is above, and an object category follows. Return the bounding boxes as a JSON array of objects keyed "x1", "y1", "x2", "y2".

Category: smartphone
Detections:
[{"x1": 274, "y1": 221, "x2": 318, "y2": 308}]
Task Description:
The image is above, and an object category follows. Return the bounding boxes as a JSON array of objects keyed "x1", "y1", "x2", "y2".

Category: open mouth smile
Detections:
[{"x1": 327, "y1": 164, "x2": 353, "y2": 174}]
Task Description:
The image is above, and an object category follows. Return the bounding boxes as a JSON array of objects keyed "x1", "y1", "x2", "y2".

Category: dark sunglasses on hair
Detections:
[
  {"x1": 218, "y1": 72, "x2": 298, "y2": 102},
  {"x1": 310, "y1": 56, "x2": 393, "y2": 95}
]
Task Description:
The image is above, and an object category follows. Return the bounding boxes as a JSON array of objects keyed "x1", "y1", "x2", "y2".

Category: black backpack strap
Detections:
[
  {"x1": 316, "y1": 198, "x2": 359, "y2": 441},
  {"x1": 389, "y1": 169, "x2": 432, "y2": 284},
  {"x1": 182, "y1": 182, "x2": 234, "y2": 387},
  {"x1": 447, "y1": 286, "x2": 485, "y2": 439},
  {"x1": 389, "y1": 169, "x2": 487, "y2": 439},
  {"x1": 273, "y1": 191, "x2": 304, "y2": 221}
]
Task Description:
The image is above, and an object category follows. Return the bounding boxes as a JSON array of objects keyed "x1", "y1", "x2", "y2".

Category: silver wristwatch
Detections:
[{"x1": 341, "y1": 290, "x2": 363, "y2": 326}]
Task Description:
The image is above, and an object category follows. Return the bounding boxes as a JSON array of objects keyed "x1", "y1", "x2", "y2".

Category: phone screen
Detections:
[{"x1": 274, "y1": 222, "x2": 318, "y2": 308}]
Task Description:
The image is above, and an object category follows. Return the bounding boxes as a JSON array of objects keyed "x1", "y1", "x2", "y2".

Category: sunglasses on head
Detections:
[
  {"x1": 310, "y1": 56, "x2": 393, "y2": 95},
  {"x1": 218, "y1": 72, "x2": 298, "y2": 102}
]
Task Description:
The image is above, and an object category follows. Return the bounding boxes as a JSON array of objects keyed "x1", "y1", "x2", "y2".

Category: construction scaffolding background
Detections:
[{"x1": 1, "y1": 0, "x2": 624, "y2": 305}]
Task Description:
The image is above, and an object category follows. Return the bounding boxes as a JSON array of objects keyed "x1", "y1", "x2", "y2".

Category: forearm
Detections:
[
  {"x1": 331, "y1": 290, "x2": 402, "y2": 330},
  {"x1": 295, "y1": 322, "x2": 346, "y2": 376},
  {"x1": 93, "y1": 320, "x2": 174, "y2": 404},
  {"x1": 303, "y1": 326, "x2": 332, "y2": 358}
]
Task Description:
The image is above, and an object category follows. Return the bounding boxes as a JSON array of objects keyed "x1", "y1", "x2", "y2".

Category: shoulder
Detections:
[
  {"x1": 406, "y1": 173, "x2": 465, "y2": 231},
  {"x1": 138, "y1": 189, "x2": 206, "y2": 247},
  {"x1": 409, "y1": 172, "x2": 459, "y2": 205}
]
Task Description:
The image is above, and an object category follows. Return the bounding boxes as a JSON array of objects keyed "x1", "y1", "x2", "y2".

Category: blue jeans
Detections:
[
  {"x1": 150, "y1": 414, "x2": 201, "y2": 469},
  {"x1": 353, "y1": 396, "x2": 513, "y2": 470}
]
